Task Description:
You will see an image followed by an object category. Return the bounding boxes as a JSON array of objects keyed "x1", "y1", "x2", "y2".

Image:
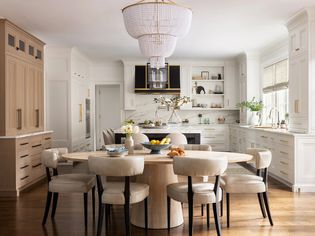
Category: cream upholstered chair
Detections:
[
  {"x1": 179, "y1": 144, "x2": 212, "y2": 151},
  {"x1": 166, "y1": 132, "x2": 188, "y2": 145},
  {"x1": 88, "y1": 156, "x2": 149, "y2": 236},
  {"x1": 132, "y1": 133, "x2": 149, "y2": 150},
  {"x1": 167, "y1": 156, "x2": 228, "y2": 236},
  {"x1": 221, "y1": 148, "x2": 273, "y2": 227},
  {"x1": 103, "y1": 129, "x2": 115, "y2": 145},
  {"x1": 41, "y1": 148, "x2": 96, "y2": 227}
]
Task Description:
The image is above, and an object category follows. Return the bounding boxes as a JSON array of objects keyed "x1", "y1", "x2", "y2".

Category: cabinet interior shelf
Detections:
[
  {"x1": 192, "y1": 80, "x2": 224, "y2": 82},
  {"x1": 181, "y1": 108, "x2": 239, "y2": 111}
]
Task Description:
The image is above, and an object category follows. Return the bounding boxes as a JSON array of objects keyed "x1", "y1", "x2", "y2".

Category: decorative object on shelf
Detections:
[
  {"x1": 122, "y1": 0, "x2": 192, "y2": 69},
  {"x1": 196, "y1": 86, "x2": 206, "y2": 94},
  {"x1": 218, "y1": 73, "x2": 222, "y2": 80},
  {"x1": 218, "y1": 116, "x2": 225, "y2": 124},
  {"x1": 211, "y1": 75, "x2": 218, "y2": 80},
  {"x1": 121, "y1": 124, "x2": 139, "y2": 154},
  {"x1": 237, "y1": 97, "x2": 263, "y2": 125},
  {"x1": 198, "y1": 113, "x2": 203, "y2": 124},
  {"x1": 182, "y1": 118, "x2": 189, "y2": 124},
  {"x1": 192, "y1": 76, "x2": 202, "y2": 80},
  {"x1": 201, "y1": 71, "x2": 209, "y2": 80},
  {"x1": 192, "y1": 81, "x2": 198, "y2": 94},
  {"x1": 210, "y1": 103, "x2": 223, "y2": 108},
  {"x1": 215, "y1": 85, "x2": 223, "y2": 93},
  {"x1": 208, "y1": 89, "x2": 214, "y2": 94},
  {"x1": 153, "y1": 96, "x2": 190, "y2": 124}
]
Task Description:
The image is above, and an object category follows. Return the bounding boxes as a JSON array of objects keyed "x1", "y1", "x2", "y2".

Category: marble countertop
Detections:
[
  {"x1": 0, "y1": 130, "x2": 53, "y2": 139},
  {"x1": 114, "y1": 125, "x2": 203, "y2": 134}
]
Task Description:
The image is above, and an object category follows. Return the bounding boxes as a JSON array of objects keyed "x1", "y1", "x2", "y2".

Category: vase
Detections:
[
  {"x1": 249, "y1": 111, "x2": 260, "y2": 126},
  {"x1": 125, "y1": 135, "x2": 134, "y2": 154},
  {"x1": 168, "y1": 108, "x2": 182, "y2": 124}
]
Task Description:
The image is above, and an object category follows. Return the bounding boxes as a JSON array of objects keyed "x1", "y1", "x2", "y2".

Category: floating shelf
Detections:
[
  {"x1": 181, "y1": 107, "x2": 239, "y2": 111},
  {"x1": 192, "y1": 80, "x2": 224, "y2": 82}
]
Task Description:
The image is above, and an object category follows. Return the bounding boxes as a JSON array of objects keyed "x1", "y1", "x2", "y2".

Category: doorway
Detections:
[{"x1": 95, "y1": 84, "x2": 122, "y2": 149}]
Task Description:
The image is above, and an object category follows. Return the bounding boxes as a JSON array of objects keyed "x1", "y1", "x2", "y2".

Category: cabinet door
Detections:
[
  {"x1": 224, "y1": 63, "x2": 237, "y2": 109},
  {"x1": 34, "y1": 66, "x2": 44, "y2": 131},
  {"x1": 25, "y1": 64, "x2": 36, "y2": 132},
  {"x1": 289, "y1": 25, "x2": 308, "y2": 57},
  {"x1": 5, "y1": 55, "x2": 27, "y2": 135}
]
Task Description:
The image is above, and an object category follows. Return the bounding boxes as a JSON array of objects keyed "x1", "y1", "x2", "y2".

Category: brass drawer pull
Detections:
[
  {"x1": 35, "y1": 109, "x2": 40, "y2": 127},
  {"x1": 260, "y1": 135, "x2": 268, "y2": 138},
  {"x1": 280, "y1": 161, "x2": 288, "y2": 165},
  {"x1": 20, "y1": 165, "x2": 29, "y2": 169},
  {"x1": 20, "y1": 142, "x2": 29, "y2": 146},
  {"x1": 17, "y1": 109, "x2": 22, "y2": 129},
  {"x1": 20, "y1": 175, "x2": 29, "y2": 181},
  {"x1": 20, "y1": 154, "x2": 29, "y2": 158},
  {"x1": 32, "y1": 163, "x2": 42, "y2": 168},
  {"x1": 280, "y1": 151, "x2": 289, "y2": 155},
  {"x1": 280, "y1": 171, "x2": 288, "y2": 176},
  {"x1": 32, "y1": 144, "x2": 42, "y2": 148},
  {"x1": 280, "y1": 140, "x2": 289, "y2": 143},
  {"x1": 45, "y1": 137, "x2": 51, "y2": 140}
]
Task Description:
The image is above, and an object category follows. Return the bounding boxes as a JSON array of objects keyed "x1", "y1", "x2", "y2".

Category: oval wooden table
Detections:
[{"x1": 62, "y1": 150, "x2": 252, "y2": 229}]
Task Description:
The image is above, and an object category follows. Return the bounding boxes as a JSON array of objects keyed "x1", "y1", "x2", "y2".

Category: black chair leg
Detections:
[
  {"x1": 262, "y1": 192, "x2": 274, "y2": 226},
  {"x1": 42, "y1": 191, "x2": 52, "y2": 225},
  {"x1": 220, "y1": 192, "x2": 224, "y2": 217},
  {"x1": 206, "y1": 204, "x2": 210, "y2": 229},
  {"x1": 258, "y1": 193, "x2": 266, "y2": 218},
  {"x1": 201, "y1": 204, "x2": 204, "y2": 216},
  {"x1": 51, "y1": 192, "x2": 58, "y2": 218},
  {"x1": 97, "y1": 204, "x2": 105, "y2": 236},
  {"x1": 84, "y1": 192, "x2": 88, "y2": 228},
  {"x1": 188, "y1": 195, "x2": 194, "y2": 236},
  {"x1": 226, "y1": 193, "x2": 230, "y2": 228},
  {"x1": 124, "y1": 202, "x2": 131, "y2": 236},
  {"x1": 92, "y1": 186, "x2": 96, "y2": 219},
  {"x1": 144, "y1": 198, "x2": 148, "y2": 231},
  {"x1": 213, "y1": 202, "x2": 222, "y2": 236},
  {"x1": 167, "y1": 196, "x2": 171, "y2": 231}
]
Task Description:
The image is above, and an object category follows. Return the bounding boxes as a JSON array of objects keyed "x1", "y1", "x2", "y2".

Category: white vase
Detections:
[
  {"x1": 249, "y1": 111, "x2": 259, "y2": 126},
  {"x1": 125, "y1": 135, "x2": 134, "y2": 154}
]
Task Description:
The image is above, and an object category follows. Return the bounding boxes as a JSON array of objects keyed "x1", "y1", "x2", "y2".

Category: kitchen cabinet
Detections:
[
  {"x1": 0, "y1": 19, "x2": 45, "y2": 136},
  {"x1": 224, "y1": 62, "x2": 238, "y2": 109},
  {"x1": 289, "y1": 24, "x2": 308, "y2": 57},
  {"x1": 0, "y1": 131, "x2": 52, "y2": 196},
  {"x1": 200, "y1": 125, "x2": 229, "y2": 151}
]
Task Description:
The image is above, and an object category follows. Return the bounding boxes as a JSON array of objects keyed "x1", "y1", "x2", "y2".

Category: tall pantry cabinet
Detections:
[{"x1": 0, "y1": 19, "x2": 52, "y2": 196}]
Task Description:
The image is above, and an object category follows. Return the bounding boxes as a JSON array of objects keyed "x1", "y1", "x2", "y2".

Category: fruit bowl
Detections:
[{"x1": 141, "y1": 142, "x2": 172, "y2": 154}]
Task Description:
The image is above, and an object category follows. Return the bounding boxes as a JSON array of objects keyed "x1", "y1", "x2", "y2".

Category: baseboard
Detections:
[
  {"x1": 292, "y1": 184, "x2": 315, "y2": 192},
  {"x1": 0, "y1": 190, "x2": 18, "y2": 197}
]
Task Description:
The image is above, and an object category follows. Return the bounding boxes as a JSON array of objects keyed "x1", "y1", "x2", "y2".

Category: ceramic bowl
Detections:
[
  {"x1": 106, "y1": 147, "x2": 128, "y2": 157},
  {"x1": 141, "y1": 142, "x2": 172, "y2": 154}
]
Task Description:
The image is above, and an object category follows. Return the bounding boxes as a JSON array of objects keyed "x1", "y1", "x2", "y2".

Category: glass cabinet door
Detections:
[{"x1": 147, "y1": 63, "x2": 169, "y2": 89}]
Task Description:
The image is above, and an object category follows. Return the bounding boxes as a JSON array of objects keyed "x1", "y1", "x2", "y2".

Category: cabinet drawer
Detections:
[
  {"x1": 31, "y1": 164, "x2": 45, "y2": 181},
  {"x1": 277, "y1": 136, "x2": 293, "y2": 146},
  {"x1": 42, "y1": 133, "x2": 52, "y2": 143},
  {"x1": 16, "y1": 148, "x2": 30, "y2": 160},
  {"x1": 17, "y1": 173, "x2": 31, "y2": 188},
  {"x1": 30, "y1": 136, "x2": 43, "y2": 155},
  {"x1": 201, "y1": 137, "x2": 225, "y2": 144},
  {"x1": 16, "y1": 138, "x2": 30, "y2": 150}
]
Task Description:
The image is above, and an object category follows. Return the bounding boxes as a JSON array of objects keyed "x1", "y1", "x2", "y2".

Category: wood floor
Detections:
[{"x1": 0, "y1": 179, "x2": 315, "y2": 236}]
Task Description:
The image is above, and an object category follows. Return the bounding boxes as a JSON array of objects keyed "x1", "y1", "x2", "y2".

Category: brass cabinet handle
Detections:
[
  {"x1": 17, "y1": 109, "x2": 22, "y2": 129},
  {"x1": 20, "y1": 154, "x2": 29, "y2": 158},
  {"x1": 280, "y1": 139, "x2": 289, "y2": 143},
  {"x1": 280, "y1": 161, "x2": 288, "y2": 165},
  {"x1": 280, "y1": 171, "x2": 288, "y2": 176},
  {"x1": 280, "y1": 151, "x2": 289, "y2": 155},
  {"x1": 294, "y1": 100, "x2": 299, "y2": 113},
  {"x1": 32, "y1": 163, "x2": 42, "y2": 168},
  {"x1": 32, "y1": 144, "x2": 42, "y2": 148},
  {"x1": 20, "y1": 164, "x2": 29, "y2": 169},
  {"x1": 35, "y1": 109, "x2": 39, "y2": 127},
  {"x1": 295, "y1": 48, "x2": 300, "y2": 51},
  {"x1": 20, "y1": 175, "x2": 29, "y2": 181}
]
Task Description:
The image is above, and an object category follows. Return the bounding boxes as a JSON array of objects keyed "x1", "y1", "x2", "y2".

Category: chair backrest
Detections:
[
  {"x1": 41, "y1": 148, "x2": 69, "y2": 169},
  {"x1": 166, "y1": 132, "x2": 188, "y2": 145},
  {"x1": 132, "y1": 133, "x2": 149, "y2": 150},
  {"x1": 88, "y1": 156, "x2": 144, "y2": 177},
  {"x1": 107, "y1": 129, "x2": 115, "y2": 143},
  {"x1": 179, "y1": 144, "x2": 212, "y2": 151},
  {"x1": 246, "y1": 148, "x2": 272, "y2": 170},
  {"x1": 103, "y1": 130, "x2": 114, "y2": 145},
  {"x1": 173, "y1": 156, "x2": 228, "y2": 177}
]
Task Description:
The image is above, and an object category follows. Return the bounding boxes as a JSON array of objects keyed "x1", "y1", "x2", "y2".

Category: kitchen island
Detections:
[{"x1": 114, "y1": 125, "x2": 202, "y2": 144}]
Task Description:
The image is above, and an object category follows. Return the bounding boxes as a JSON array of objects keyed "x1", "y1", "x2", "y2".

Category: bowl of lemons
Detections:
[{"x1": 141, "y1": 138, "x2": 171, "y2": 154}]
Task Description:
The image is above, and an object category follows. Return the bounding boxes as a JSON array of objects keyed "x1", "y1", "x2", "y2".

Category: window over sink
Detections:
[{"x1": 262, "y1": 59, "x2": 289, "y2": 124}]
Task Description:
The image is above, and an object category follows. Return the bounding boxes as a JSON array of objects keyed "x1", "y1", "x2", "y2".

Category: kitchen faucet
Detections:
[{"x1": 268, "y1": 108, "x2": 280, "y2": 128}]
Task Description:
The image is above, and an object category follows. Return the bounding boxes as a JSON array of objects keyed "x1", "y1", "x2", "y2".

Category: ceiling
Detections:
[{"x1": 0, "y1": 0, "x2": 314, "y2": 62}]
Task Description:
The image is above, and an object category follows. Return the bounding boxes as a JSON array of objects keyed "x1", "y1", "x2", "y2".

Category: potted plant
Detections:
[{"x1": 237, "y1": 97, "x2": 263, "y2": 125}]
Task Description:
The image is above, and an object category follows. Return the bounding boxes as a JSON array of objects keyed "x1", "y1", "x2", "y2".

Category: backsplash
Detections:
[{"x1": 124, "y1": 95, "x2": 239, "y2": 125}]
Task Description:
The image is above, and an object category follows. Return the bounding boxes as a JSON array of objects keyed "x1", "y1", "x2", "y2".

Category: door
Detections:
[
  {"x1": 96, "y1": 85, "x2": 122, "y2": 149},
  {"x1": 34, "y1": 65, "x2": 44, "y2": 131},
  {"x1": 5, "y1": 55, "x2": 27, "y2": 135}
]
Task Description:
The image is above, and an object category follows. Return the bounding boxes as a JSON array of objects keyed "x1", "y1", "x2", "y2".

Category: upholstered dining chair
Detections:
[
  {"x1": 41, "y1": 148, "x2": 96, "y2": 227},
  {"x1": 167, "y1": 156, "x2": 228, "y2": 236},
  {"x1": 132, "y1": 133, "x2": 149, "y2": 150},
  {"x1": 221, "y1": 148, "x2": 273, "y2": 227},
  {"x1": 88, "y1": 156, "x2": 149, "y2": 236},
  {"x1": 103, "y1": 130, "x2": 114, "y2": 145},
  {"x1": 166, "y1": 132, "x2": 188, "y2": 145}
]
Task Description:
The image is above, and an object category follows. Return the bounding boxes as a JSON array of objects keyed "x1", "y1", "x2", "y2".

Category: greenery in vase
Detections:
[
  {"x1": 153, "y1": 96, "x2": 190, "y2": 110},
  {"x1": 237, "y1": 97, "x2": 263, "y2": 112}
]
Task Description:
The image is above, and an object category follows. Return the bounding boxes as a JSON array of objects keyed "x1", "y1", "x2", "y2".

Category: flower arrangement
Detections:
[
  {"x1": 153, "y1": 96, "x2": 190, "y2": 110},
  {"x1": 121, "y1": 123, "x2": 139, "y2": 137},
  {"x1": 237, "y1": 97, "x2": 263, "y2": 112}
]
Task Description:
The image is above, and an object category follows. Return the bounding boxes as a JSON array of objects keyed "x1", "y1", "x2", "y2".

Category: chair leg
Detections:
[
  {"x1": 51, "y1": 192, "x2": 59, "y2": 218},
  {"x1": 213, "y1": 202, "x2": 222, "y2": 236},
  {"x1": 226, "y1": 193, "x2": 230, "y2": 228},
  {"x1": 84, "y1": 193, "x2": 88, "y2": 228},
  {"x1": 92, "y1": 186, "x2": 96, "y2": 219},
  {"x1": 167, "y1": 196, "x2": 171, "y2": 231},
  {"x1": 206, "y1": 204, "x2": 210, "y2": 229},
  {"x1": 188, "y1": 194, "x2": 194, "y2": 236},
  {"x1": 42, "y1": 191, "x2": 52, "y2": 225},
  {"x1": 258, "y1": 193, "x2": 266, "y2": 218},
  {"x1": 105, "y1": 204, "x2": 109, "y2": 230},
  {"x1": 262, "y1": 192, "x2": 274, "y2": 226},
  {"x1": 220, "y1": 192, "x2": 224, "y2": 217},
  {"x1": 144, "y1": 198, "x2": 148, "y2": 231},
  {"x1": 97, "y1": 204, "x2": 105, "y2": 236},
  {"x1": 124, "y1": 201, "x2": 131, "y2": 236},
  {"x1": 201, "y1": 204, "x2": 204, "y2": 216}
]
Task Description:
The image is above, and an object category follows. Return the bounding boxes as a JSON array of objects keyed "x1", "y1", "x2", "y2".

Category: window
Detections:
[{"x1": 262, "y1": 59, "x2": 289, "y2": 124}]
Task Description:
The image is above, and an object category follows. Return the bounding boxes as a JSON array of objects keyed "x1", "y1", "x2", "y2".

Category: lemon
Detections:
[
  {"x1": 150, "y1": 140, "x2": 156, "y2": 145},
  {"x1": 156, "y1": 140, "x2": 160, "y2": 145}
]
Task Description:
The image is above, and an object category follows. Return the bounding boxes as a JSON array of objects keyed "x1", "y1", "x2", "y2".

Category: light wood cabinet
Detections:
[{"x1": 0, "y1": 19, "x2": 45, "y2": 136}]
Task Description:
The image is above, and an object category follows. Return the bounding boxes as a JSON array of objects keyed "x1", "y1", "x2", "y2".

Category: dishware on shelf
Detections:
[
  {"x1": 211, "y1": 75, "x2": 218, "y2": 80},
  {"x1": 141, "y1": 142, "x2": 172, "y2": 154},
  {"x1": 218, "y1": 116, "x2": 225, "y2": 124},
  {"x1": 106, "y1": 147, "x2": 129, "y2": 157}
]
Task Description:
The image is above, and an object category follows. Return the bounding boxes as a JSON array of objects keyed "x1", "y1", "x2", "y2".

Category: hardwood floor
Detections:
[{"x1": 0, "y1": 179, "x2": 315, "y2": 236}]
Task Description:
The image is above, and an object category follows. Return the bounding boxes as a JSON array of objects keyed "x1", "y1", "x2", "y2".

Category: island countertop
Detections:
[{"x1": 114, "y1": 125, "x2": 203, "y2": 134}]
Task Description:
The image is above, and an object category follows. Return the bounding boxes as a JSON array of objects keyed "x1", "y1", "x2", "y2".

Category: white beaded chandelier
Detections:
[{"x1": 122, "y1": 0, "x2": 192, "y2": 68}]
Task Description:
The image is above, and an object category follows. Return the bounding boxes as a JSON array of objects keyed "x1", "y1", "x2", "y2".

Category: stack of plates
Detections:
[{"x1": 106, "y1": 147, "x2": 128, "y2": 157}]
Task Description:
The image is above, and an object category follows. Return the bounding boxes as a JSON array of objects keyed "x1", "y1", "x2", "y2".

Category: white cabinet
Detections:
[
  {"x1": 289, "y1": 24, "x2": 308, "y2": 57},
  {"x1": 224, "y1": 62, "x2": 238, "y2": 109},
  {"x1": 200, "y1": 125, "x2": 229, "y2": 151},
  {"x1": 123, "y1": 64, "x2": 136, "y2": 110}
]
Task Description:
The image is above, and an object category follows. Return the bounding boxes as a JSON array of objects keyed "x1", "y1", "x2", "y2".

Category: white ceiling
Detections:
[{"x1": 0, "y1": 0, "x2": 314, "y2": 62}]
